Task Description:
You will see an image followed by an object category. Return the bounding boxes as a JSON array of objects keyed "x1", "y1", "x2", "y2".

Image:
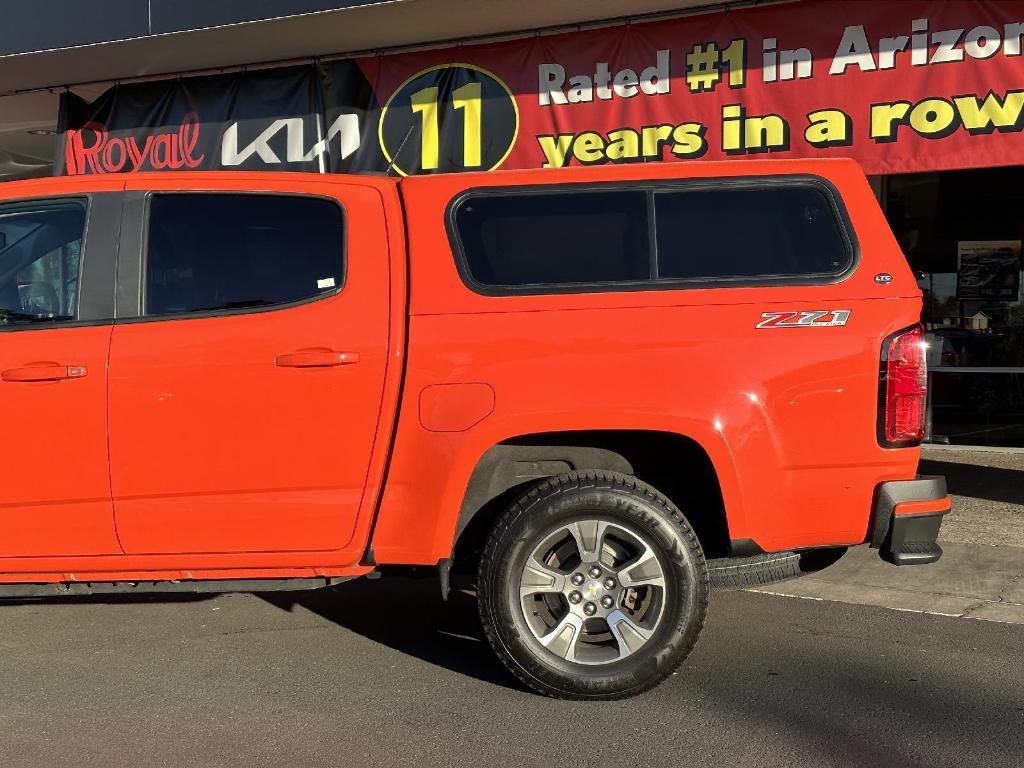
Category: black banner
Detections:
[{"x1": 56, "y1": 61, "x2": 386, "y2": 175}]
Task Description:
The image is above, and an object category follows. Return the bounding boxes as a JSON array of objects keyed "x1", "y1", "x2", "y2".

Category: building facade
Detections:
[{"x1": 1, "y1": 0, "x2": 1022, "y2": 446}]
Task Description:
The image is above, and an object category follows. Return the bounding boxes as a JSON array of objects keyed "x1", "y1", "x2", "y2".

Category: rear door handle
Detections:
[
  {"x1": 275, "y1": 351, "x2": 360, "y2": 368},
  {"x1": 1, "y1": 363, "x2": 87, "y2": 382}
]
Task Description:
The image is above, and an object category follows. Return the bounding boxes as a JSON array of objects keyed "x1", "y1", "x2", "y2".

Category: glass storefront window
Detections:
[{"x1": 885, "y1": 166, "x2": 1024, "y2": 447}]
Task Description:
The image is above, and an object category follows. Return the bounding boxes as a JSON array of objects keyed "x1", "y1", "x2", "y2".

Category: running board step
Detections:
[
  {"x1": 881, "y1": 542, "x2": 943, "y2": 566},
  {"x1": 0, "y1": 575, "x2": 359, "y2": 599}
]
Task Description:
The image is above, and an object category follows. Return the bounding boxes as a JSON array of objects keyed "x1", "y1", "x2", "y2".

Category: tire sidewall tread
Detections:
[{"x1": 477, "y1": 470, "x2": 709, "y2": 700}]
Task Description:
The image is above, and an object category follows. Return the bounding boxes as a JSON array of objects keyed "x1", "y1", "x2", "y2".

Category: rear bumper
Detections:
[{"x1": 870, "y1": 476, "x2": 950, "y2": 566}]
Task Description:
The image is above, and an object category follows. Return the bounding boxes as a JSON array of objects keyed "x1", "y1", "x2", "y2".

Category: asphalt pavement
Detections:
[
  {"x1": 1, "y1": 445, "x2": 1021, "y2": 767},
  {"x1": 1, "y1": 577, "x2": 1022, "y2": 768}
]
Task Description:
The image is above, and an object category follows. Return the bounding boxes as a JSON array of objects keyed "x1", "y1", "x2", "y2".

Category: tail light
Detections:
[{"x1": 878, "y1": 324, "x2": 928, "y2": 447}]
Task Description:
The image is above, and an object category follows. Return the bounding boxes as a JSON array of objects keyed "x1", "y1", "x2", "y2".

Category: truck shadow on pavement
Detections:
[
  {"x1": 685, "y1": 614, "x2": 1024, "y2": 768},
  {"x1": 919, "y1": 457, "x2": 1024, "y2": 505},
  {"x1": 258, "y1": 575, "x2": 521, "y2": 690}
]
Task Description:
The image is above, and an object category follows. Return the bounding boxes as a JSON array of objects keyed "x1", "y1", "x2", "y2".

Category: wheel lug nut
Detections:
[
  {"x1": 603, "y1": 577, "x2": 616, "y2": 590},
  {"x1": 583, "y1": 602, "x2": 597, "y2": 616},
  {"x1": 568, "y1": 591, "x2": 582, "y2": 604},
  {"x1": 588, "y1": 566, "x2": 602, "y2": 579},
  {"x1": 570, "y1": 573, "x2": 585, "y2": 586},
  {"x1": 601, "y1": 596, "x2": 614, "y2": 609}
]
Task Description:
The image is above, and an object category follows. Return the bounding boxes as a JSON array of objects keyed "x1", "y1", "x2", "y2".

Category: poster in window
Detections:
[{"x1": 956, "y1": 241, "x2": 1022, "y2": 301}]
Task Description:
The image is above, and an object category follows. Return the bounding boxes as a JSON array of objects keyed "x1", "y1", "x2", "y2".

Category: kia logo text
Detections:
[{"x1": 220, "y1": 114, "x2": 361, "y2": 167}]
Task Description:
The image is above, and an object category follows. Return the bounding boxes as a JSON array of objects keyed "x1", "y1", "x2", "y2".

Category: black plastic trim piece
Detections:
[
  {"x1": 870, "y1": 475, "x2": 948, "y2": 548},
  {"x1": 0, "y1": 575, "x2": 360, "y2": 599},
  {"x1": 453, "y1": 443, "x2": 633, "y2": 543},
  {"x1": 881, "y1": 514, "x2": 944, "y2": 566},
  {"x1": 115, "y1": 191, "x2": 146, "y2": 320},
  {"x1": 361, "y1": 543, "x2": 378, "y2": 567},
  {"x1": 444, "y1": 174, "x2": 860, "y2": 297},
  {"x1": 438, "y1": 558, "x2": 452, "y2": 601},
  {"x1": 728, "y1": 537, "x2": 766, "y2": 557},
  {"x1": 77, "y1": 192, "x2": 121, "y2": 323}
]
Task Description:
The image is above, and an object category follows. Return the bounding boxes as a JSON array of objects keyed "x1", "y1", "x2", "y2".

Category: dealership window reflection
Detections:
[{"x1": 885, "y1": 166, "x2": 1024, "y2": 447}]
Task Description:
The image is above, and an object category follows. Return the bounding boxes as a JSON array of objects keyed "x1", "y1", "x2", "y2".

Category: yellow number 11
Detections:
[{"x1": 410, "y1": 81, "x2": 482, "y2": 170}]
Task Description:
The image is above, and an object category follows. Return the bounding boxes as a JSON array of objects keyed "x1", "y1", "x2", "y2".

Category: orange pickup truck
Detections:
[{"x1": 0, "y1": 159, "x2": 948, "y2": 698}]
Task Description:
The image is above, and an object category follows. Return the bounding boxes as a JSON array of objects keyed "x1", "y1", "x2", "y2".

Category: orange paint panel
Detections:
[
  {"x1": 111, "y1": 487, "x2": 366, "y2": 555},
  {"x1": 369, "y1": 297, "x2": 921, "y2": 564},
  {"x1": 0, "y1": 573, "x2": 65, "y2": 584},
  {"x1": 0, "y1": 325, "x2": 121, "y2": 557}
]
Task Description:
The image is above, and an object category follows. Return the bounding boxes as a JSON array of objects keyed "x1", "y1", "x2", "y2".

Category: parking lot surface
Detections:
[{"x1": 1, "y1": 577, "x2": 1022, "y2": 768}]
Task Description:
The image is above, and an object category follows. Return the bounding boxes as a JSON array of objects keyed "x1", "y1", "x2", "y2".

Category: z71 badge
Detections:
[{"x1": 756, "y1": 310, "x2": 851, "y2": 329}]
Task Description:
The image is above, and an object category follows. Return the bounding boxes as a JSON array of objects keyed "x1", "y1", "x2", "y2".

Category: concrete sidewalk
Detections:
[
  {"x1": 751, "y1": 542, "x2": 1024, "y2": 624},
  {"x1": 750, "y1": 448, "x2": 1024, "y2": 625},
  {"x1": 920, "y1": 447, "x2": 1024, "y2": 548}
]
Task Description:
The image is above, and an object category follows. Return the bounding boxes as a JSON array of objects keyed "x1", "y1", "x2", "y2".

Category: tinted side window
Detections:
[
  {"x1": 454, "y1": 190, "x2": 649, "y2": 289},
  {"x1": 0, "y1": 199, "x2": 86, "y2": 327},
  {"x1": 145, "y1": 194, "x2": 344, "y2": 317},
  {"x1": 655, "y1": 186, "x2": 850, "y2": 280}
]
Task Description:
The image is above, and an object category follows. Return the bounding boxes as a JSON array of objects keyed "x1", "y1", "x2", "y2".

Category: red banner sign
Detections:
[
  {"x1": 59, "y1": 0, "x2": 1024, "y2": 177},
  {"x1": 361, "y1": 0, "x2": 1024, "y2": 176}
]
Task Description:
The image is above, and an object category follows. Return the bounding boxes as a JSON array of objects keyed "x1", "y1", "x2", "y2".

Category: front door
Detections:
[
  {"x1": 108, "y1": 182, "x2": 390, "y2": 555},
  {"x1": 0, "y1": 194, "x2": 121, "y2": 557}
]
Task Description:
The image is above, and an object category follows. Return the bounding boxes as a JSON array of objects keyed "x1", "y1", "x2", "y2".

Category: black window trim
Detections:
[
  {"x1": 0, "y1": 193, "x2": 119, "y2": 333},
  {"x1": 445, "y1": 174, "x2": 861, "y2": 297},
  {"x1": 119, "y1": 189, "x2": 348, "y2": 325}
]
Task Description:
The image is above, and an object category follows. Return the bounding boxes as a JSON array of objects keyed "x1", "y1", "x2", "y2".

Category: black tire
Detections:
[
  {"x1": 706, "y1": 552, "x2": 802, "y2": 590},
  {"x1": 477, "y1": 470, "x2": 708, "y2": 700},
  {"x1": 707, "y1": 546, "x2": 850, "y2": 590}
]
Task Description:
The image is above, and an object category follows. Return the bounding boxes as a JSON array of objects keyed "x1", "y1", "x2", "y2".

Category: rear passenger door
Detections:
[{"x1": 108, "y1": 180, "x2": 390, "y2": 555}]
